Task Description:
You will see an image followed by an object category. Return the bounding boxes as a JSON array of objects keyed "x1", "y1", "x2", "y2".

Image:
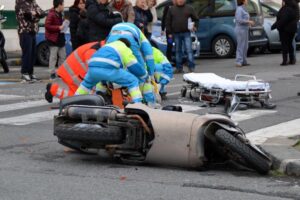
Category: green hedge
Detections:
[{"x1": 1, "y1": 11, "x2": 18, "y2": 29}]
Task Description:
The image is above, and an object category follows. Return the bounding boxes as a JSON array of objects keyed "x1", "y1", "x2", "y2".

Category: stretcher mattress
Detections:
[{"x1": 183, "y1": 73, "x2": 270, "y2": 92}]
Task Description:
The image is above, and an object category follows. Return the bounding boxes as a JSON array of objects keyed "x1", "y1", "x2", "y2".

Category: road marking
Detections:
[
  {"x1": 0, "y1": 99, "x2": 58, "y2": 113},
  {"x1": 231, "y1": 109, "x2": 277, "y2": 122},
  {"x1": 0, "y1": 110, "x2": 58, "y2": 126},
  {"x1": 0, "y1": 94, "x2": 25, "y2": 101},
  {"x1": 247, "y1": 118, "x2": 300, "y2": 144},
  {"x1": 166, "y1": 83, "x2": 184, "y2": 88}
]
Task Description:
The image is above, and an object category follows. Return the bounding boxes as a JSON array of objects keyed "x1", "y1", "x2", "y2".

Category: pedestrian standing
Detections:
[
  {"x1": 147, "y1": 0, "x2": 158, "y2": 38},
  {"x1": 15, "y1": 0, "x2": 45, "y2": 82},
  {"x1": 161, "y1": 0, "x2": 176, "y2": 64},
  {"x1": 292, "y1": 0, "x2": 299, "y2": 63},
  {"x1": 86, "y1": 0, "x2": 122, "y2": 42},
  {"x1": 134, "y1": 0, "x2": 153, "y2": 39},
  {"x1": 166, "y1": 0, "x2": 198, "y2": 73},
  {"x1": 45, "y1": 0, "x2": 67, "y2": 80},
  {"x1": 76, "y1": 9, "x2": 89, "y2": 46},
  {"x1": 69, "y1": 0, "x2": 86, "y2": 50},
  {"x1": 235, "y1": 0, "x2": 254, "y2": 67},
  {"x1": 109, "y1": 0, "x2": 135, "y2": 22},
  {"x1": 271, "y1": 0, "x2": 298, "y2": 65}
]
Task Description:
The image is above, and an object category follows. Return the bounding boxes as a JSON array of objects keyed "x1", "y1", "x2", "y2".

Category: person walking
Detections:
[
  {"x1": 15, "y1": 0, "x2": 45, "y2": 82},
  {"x1": 86, "y1": 0, "x2": 122, "y2": 42},
  {"x1": 134, "y1": 0, "x2": 153, "y2": 39},
  {"x1": 235, "y1": 0, "x2": 254, "y2": 67},
  {"x1": 69, "y1": 0, "x2": 86, "y2": 50},
  {"x1": 271, "y1": 0, "x2": 298, "y2": 65},
  {"x1": 109, "y1": 0, "x2": 135, "y2": 22},
  {"x1": 166, "y1": 0, "x2": 198, "y2": 73}
]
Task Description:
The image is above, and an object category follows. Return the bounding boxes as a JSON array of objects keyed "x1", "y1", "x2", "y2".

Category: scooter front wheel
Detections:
[{"x1": 215, "y1": 129, "x2": 271, "y2": 174}]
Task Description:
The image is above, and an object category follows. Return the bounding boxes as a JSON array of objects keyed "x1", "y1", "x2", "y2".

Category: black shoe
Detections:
[
  {"x1": 45, "y1": 83, "x2": 53, "y2": 103},
  {"x1": 280, "y1": 62, "x2": 288, "y2": 66},
  {"x1": 160, "y1": 92, "x2": 168, "y2": 101},
  {"x1": 50, "y1": 73, "x2": 57, "y2": 80},
  {"x1": 30, "y1": 74, "x2": 41, "y2": 82},
  {"x1": 242, "y1": 63, "x2": 251, "y2": 66},
  {"x1": 289, "y1": 59, "x2": 296, "y2": 65},
  {"x1": 21, "y1": 73, "x2": 32, "y2": 83},
  {"x1": 188, "y1": 67, "x2": 195, "y2": 73}
]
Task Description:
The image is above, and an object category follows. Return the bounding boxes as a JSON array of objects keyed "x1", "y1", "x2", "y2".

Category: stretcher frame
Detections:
[{"x1": 181, "y1": 74, "x2": 276, "y2": 114}]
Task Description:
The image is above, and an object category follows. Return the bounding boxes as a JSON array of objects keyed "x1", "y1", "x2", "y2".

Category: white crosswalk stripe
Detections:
[
  {"x1": 0, "y1": 110, "x2": 58, "y2": 126},
  {"x1": 247, "y1": 119, "x2": 300, "y2": 144},
  {"x1": 0, "y1": 94, "x2": 25, "y2": 101},
  {"x1": 0, "y1": 99, "x2": 58, "y2": 113}
]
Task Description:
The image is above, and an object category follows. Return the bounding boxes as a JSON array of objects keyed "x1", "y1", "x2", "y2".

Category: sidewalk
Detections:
[{"x1": 258, "y1": 136, "x2": 300, "y2": 176}]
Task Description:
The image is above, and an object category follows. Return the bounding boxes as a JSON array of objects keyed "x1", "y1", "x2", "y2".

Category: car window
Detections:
[
  {"x1": 247, "y1": 0, "x2": 261, "y2": 15},
  {"x1": 156, "y1": 3, "x2": 166, "y2": 20},
  {"x1": 214, "y1": 0, "x2": 236, "y2": 15},
  {"x1": 261, "y1": 4, "x2": 273, "y2": 17},
  {"x1": 189, "y1": 0, "x2": 212, "y2": 17}
]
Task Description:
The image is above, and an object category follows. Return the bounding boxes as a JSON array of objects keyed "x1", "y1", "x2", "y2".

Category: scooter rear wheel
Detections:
[{"x1": 215, "y1": 129, "x2": 271, "y2": 174}]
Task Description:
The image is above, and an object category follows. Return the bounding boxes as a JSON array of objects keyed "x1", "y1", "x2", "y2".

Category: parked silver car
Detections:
[{"x1": 261, "y1": 1, "x2": 300, "y2": 52}]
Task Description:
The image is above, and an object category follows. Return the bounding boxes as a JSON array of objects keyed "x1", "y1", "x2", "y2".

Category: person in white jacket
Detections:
[{"x1": 147, "y1": 0, "x2": 157, "y2": 38}]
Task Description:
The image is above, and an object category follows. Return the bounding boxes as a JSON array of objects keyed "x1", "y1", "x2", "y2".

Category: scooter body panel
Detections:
[{"x1": 125, "y1": 104, "x2": 232, "y2": 168}]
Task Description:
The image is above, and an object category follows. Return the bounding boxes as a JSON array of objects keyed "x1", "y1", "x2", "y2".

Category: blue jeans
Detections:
[{"x1": 174, "y1": 32, "x2": 195, "y2": 70}]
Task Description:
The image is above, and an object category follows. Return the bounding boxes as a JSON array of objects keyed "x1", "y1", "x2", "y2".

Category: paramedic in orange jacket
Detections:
[{"x1": 44, "y1": 41, "x2": 102, "y2": 103}]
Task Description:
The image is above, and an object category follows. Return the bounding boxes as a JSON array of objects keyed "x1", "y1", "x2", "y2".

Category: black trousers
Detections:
[
  {"x1": 279, "y1": 31, "x2": 295, "y2": 62},
  {"x1": 19, "y1": 32, "x2": 36, "y2": 74},
  {"x1": 166, "y1": 31, "x2": 173, "y2": 62}
]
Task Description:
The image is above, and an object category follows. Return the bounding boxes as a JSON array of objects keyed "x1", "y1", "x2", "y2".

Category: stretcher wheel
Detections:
[
  {"x1": 262, "y1": 103, "x2": 276, "y2": 109},
  {"x1": 181, "y1": 86, "x2": 187, "y2": 98}
]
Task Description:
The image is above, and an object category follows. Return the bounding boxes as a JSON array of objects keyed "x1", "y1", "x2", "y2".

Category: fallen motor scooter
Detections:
[
  {"x1": 0, "y1": 5, "x2": 8, "y2": 73},
  {"x1": 53, "y1": 95, "x2": 272, "y2": 174}
]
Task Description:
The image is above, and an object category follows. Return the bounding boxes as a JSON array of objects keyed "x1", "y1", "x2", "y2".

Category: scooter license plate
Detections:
[{"x1": 252, "y1": 30, "x2": 261, "y2": 36}]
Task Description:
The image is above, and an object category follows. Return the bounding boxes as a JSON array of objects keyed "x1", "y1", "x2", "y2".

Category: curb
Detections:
[
  {"x1": 260, "y1": 144, "x2": 300, "y2": 177},
  {"x1": 7, "y1": 58, "x2": 22, "y2": 66}
]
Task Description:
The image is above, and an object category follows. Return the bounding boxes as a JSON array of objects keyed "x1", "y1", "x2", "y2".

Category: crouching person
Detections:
[
  {"x1": 75, "y1": 38, "x2": 147, "y2": 103},
  {"x1": 153, "y1": 47, "x2": 173, "y2": 100},
  {"x1": 45, "y1": 41, "x2": 102, "y2": 103}
]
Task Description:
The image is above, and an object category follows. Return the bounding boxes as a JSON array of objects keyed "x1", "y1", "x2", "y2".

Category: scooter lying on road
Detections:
[{"x1": 53, "y1": 95, "x2": 272, "y2": 174}]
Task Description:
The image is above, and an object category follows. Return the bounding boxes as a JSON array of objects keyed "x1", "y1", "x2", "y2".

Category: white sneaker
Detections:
[{"x1": 21, "y1": 74, "x2": 32, "y2": 83}]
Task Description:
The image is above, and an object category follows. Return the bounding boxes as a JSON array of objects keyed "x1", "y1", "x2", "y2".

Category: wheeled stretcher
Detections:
[{"x1": 181, "y1": 73, "x2": 276, "y2": 114}]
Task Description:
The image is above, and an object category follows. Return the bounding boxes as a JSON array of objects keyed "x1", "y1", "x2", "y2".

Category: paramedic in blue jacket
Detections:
[
  {"x1": 75, "y1": 38, "x2": 147, "y2": 103},
  {"x1": 235, "y1": 0, "x2": 255, "y2": 67},
  {"x1": 106, "y1": 22, "x2": 156, "y2": 104},
  {"x1": 152, "y1": 47, "x2": 173, "y2": 100}
]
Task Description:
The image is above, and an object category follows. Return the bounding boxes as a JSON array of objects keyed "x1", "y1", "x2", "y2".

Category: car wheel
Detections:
[
  {"x1": 36, "y1": 42, "x2": 50, "y2": 66},
  {"x1": 212, "y1": 35, "x2": 235, "y2": 58}
]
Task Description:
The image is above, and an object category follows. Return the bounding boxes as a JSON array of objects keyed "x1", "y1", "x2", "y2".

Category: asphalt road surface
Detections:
[{"x1": 0, "y1": 53, "x2": 299, "y2": 200}]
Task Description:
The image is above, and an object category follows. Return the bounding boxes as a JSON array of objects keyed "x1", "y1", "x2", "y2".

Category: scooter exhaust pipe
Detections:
[{"x1": 62, "y1": 105, "x2": 118, "y2": 122}]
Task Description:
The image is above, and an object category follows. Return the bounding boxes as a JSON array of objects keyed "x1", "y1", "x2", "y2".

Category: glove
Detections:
[{"x1": 271, "y1": 23, "x2": 276, "y2": 30}]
